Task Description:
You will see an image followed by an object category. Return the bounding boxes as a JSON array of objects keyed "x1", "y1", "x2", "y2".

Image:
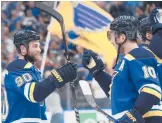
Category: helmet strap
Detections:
[
  {"x1": 113, "y1": 36, "x2": 127, "y2": 68},
  {"x1": 113, "y1": 44, "x2": 121, "y2": 69},
  {"x1": 120, "y1": 37, "x2": 127, "y2": 45}
]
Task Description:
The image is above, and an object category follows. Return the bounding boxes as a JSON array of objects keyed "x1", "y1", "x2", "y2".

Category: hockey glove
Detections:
[
  {"x1": 82, "y1": 50, "x2": 105, "y2": 76},
  {"x1": 117, "y1": 108, "x2": 145, "y2": 123},
  {"x1": 51, "y1": 62, "x2": 77, "y2": 88},
  {"x1": 149, "y1": 7, "x2": 162, "y2": 34}
]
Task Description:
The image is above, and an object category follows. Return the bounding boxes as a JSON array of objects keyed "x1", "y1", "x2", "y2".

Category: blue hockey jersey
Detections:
[
  {"x1": 111, "y1": 47, "x2": 162, "y2": 118},
  {"x1": 143, "y1": 46, "x2": 162, "y2": 93},
  {"x1": 4, "y1": 59, "x2": 47, "y2": 123},
  {"x1": 158, "y1": 64, "x2": 162, "y2": 89}
]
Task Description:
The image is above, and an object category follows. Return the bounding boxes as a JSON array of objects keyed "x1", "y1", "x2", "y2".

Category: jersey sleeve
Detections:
[
  {"x1": 125, "y1": 54, "x2": 161, "y2": 100},
  {"x1": 23, "y1": 82, "x2": 37, "y2": 103},
  {"x1": 20, "y1": 63, "x2": 38, "y2": 103}
]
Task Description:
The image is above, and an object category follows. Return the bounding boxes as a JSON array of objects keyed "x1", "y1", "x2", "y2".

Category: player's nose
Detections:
[{"x1": 37, "y1": 47, "x2": 41, "y2": 52}]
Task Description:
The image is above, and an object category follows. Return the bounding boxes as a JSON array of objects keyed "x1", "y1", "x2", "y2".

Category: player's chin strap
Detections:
[
  {"x1": 113, "y1": 38, "x2": 127, "y2": 69},
  {"x1": 113, "y1": 45, "x2": 121, "y2": 69}
]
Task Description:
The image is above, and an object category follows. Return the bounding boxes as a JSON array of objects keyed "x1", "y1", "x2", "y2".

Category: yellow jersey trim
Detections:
[
  {"x1": 29, "y1": 82, "x2": 36, "y2": 103},
  {"x1": 143, "y1": 110, "x2": 162, "y2": 118},
  {"x1": 141, "y1": 87, "x2": 161, "y2": 100},
  {"x1": 125, "y1": 54, "x2": 135, "y2": 61},
  {"x1": 24, "y1": 62, "x2": 33, "y2": 69}
]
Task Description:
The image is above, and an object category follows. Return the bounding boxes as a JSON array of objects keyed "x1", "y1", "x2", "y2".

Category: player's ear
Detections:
[
  {"x1": 20, "y1": 45, "x2": 27, "y2": 55},
  {"x1": 120, "y1": 33, "x2": 126, "y2": 42}
]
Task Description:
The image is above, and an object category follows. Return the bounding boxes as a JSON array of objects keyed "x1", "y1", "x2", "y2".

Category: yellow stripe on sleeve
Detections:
[
  {"x1": 141, "y1": 87, "x2": 161, "y2": 100},
  {"x1": 29, "y1": 82, "x2": 37, "y2": 103},
  {"x1": 143, "y1": 110, "x2": 162, "y2": 118},
  {"x1": 24, "y1": 62, "x2": 33, "y2": 69}
]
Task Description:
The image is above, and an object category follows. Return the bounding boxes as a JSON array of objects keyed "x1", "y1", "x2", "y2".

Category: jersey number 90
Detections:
[{"x1": 15, "y1": 73, "x2": 32, "y2": 87}]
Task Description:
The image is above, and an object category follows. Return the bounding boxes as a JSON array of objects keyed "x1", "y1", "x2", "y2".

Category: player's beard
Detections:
[
  {"x1": 24, "y1": 55, "x2": 36, "y2": 64},
  {"x1": 25, "y1": 52, "x2": 40, "y2": 64}
]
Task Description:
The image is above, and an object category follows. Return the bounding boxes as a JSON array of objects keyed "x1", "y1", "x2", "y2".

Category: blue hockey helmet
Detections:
[
  {"x1": 110, "y1": 15, "x2": 139, "y2": 41},
  {"x1": 139, "y1": 17, "x2": 152, "y2": 41},
  {"x1": 110, "y1": 16, "x2": 139, "y2": 68}
]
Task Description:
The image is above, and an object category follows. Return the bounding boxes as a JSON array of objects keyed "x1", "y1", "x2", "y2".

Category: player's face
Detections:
[
  {"x1": 28, "y1": 40, "x2": 41, "y2": 61},
  {"x1": 107, "y1": 30, "x2": 118, "y2": 49},
  {"x1": 146, "y1": 32, "x2": 152, "y2": 41}
]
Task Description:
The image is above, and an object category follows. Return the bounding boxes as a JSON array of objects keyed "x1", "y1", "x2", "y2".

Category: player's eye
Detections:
[{"x1": 33, "y1": 44, "x2": 39, "y2": 48}]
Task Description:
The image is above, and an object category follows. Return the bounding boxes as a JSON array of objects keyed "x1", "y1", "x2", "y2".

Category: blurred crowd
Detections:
[
  {"x1": 2, "y1": 1, "x2": 162, "y2": 73},
  {"x1": 1, "y1": 1, "x2": 89, "y2": 79},
  {"x1": 1, "y1": 1, "x2": 161, "y2": 122}
]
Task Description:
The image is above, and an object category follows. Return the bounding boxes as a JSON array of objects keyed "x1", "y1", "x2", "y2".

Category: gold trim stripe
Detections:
[
  {"x1": 143, "y1": 110, "x2": 162, "y2": 118},
  {"x1": 125, "y1": 54, "x2": 135, "y2": 61},
  {"x1": 24, "y1": 62, "x2": 33, "y2": 68},
  {"x1": 141, "y1": 87, "x2": 161, "y2": 100},
  {"x1": 29, "y1": 82, "x2": 36, "y2": 103}
]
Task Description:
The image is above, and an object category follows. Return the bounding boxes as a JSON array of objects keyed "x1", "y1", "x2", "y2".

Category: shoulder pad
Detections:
[
  {"x1": 6, "y1": 59, "x2": 32, "y2": 72},
  {"x1": 144, "y1": 47, "x2": 162, "y2": 63},
  {"x1": 125, "y1": 48, "x2": 155, "y2": 61}
]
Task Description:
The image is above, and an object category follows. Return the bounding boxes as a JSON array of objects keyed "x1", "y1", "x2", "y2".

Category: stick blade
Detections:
[
  {"x1": 79, "y1": 80, "x2": 97, "y2": 108},
  {"x1": 79, "y1": 80, "x2": 92, "y2": 96}
]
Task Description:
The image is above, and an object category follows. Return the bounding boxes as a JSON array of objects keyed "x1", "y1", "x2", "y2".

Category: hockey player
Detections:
[
  {"x1": 148, "y1": 7, "x2": 162, "y2": 61},
  {"x1": 138, "y1": 8, "x2": 162, "y2": 90},
  {"x1": 138, "y1": 17, "x2": 152, "y2": 47},
  {"x1": 148, "y1": 7, "x2": 162, "y2": 91},
  {"x1": 4, "y1": 30, "x2": 77, "y2": 123},
  {"x1": 82, "y1": 16, "x2": 162, "y2": 123}
]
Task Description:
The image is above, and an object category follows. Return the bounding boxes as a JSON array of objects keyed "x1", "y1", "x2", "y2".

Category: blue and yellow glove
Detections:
[
  {"x1": 117, "y1": 108, "x2": 145, "y2": 123},
  {"x1": 82, "y1": 50, "x2": 105, "y2": 76},
  {"x1": 51, "y1": 62, "x2": 77, "y2": 88}
]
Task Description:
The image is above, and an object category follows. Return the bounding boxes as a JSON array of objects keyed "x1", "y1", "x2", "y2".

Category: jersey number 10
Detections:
[{"x1": 142, "y1": 66, "x2": 157, "y2": 79}]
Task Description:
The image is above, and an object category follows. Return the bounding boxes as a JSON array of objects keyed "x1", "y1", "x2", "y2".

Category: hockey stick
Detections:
[
  {"x1": 79, "y1": 80, "x2": 117, "y2": 123},
  {"x1": 35, "y1": 2, "x2": 69, "y2": 60},
  {"x1": 35, "y1": 2, "x2": 80, "y2": 123}
]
